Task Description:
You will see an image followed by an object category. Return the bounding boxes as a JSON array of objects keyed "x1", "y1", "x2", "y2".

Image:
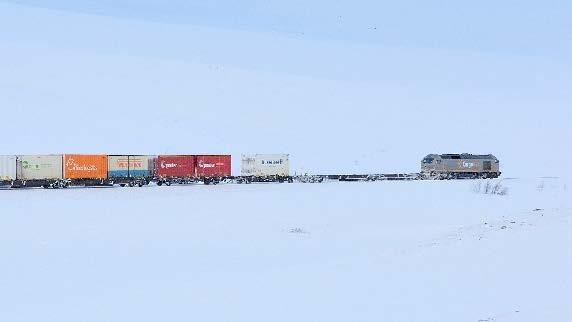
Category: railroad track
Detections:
[{"x1": 293, "y1": 173, "x2": 421, "y2": 183}]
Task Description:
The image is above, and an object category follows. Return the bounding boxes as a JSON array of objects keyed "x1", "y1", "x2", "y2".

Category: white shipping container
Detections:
[
  {"x1": 18, "y1": 155, "x2": 63, "y2": 180},
  {"x1": 241, "y1": 154, "x2": 289, "y2": 176},
  {"x1": 0, "y1": 155, "x2": 17, "y2": 181}
]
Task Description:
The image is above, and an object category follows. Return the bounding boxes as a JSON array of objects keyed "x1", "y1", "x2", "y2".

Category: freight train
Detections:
[
  {"x1": 0, "y1": 154, "x2": 291, "y2": 188},
  {"x1": 0, "y1": 153, "x2": 501, "y2": 188}
]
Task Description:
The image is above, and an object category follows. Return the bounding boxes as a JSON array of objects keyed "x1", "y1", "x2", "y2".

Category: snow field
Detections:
[{"x1": 1, "y1": 178, "x2": 570, "y2": 322}]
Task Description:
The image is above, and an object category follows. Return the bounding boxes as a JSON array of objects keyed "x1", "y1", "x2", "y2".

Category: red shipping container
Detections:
[
  {"x1": 155, "y1": 155, "x2": 196, "y2": 178},
  {"x1": 195, "y1": 155, "x2": 232, "y2": 177}
]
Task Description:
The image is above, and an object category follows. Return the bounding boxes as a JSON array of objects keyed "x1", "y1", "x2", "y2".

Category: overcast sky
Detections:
[
  {"x1": 1, "y1": 1, "x2": 570, "y2": 176},
  {"x1": 4, "y1": 0, "x2": 572, "y2": 55}
]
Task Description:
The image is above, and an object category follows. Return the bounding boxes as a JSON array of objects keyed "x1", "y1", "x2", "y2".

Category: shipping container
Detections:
[
  {"x1": 241, "y1": 154, "x2": 289, "y2": 177},
  {"x1": 63, "y1": 154, "x2": 108, "y2": 179},
  {"x1": 155, "y1": 155, "x2": 196, "y2": 178},
  {"x1": 0, "y1": 155, "x2": 17, "y2": 181},
  {"x1": 108, "y1": 155, "x2": 154, "y2": 178},
  {"x1": 18, "y1": 155, "x2": 63, "y2": 180},
  {"x1": 195, "y1": 155, "x2": 231, "y2": 177}
]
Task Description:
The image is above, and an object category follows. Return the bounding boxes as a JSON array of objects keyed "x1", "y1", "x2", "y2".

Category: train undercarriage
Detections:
[{"x1": 1, "y1": 172, "x2": 501, "y2": 189}]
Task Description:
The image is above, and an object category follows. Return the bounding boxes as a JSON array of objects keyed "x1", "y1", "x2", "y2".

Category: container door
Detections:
[
  {"x1": 241, "y1": 155, "x2": 256, "y2": 176},
  {"x1": 16, "y1": 157, "x2": 22, "y2": 180},
  {"x1": 0, "y1": 156, "x2": 17, "y2": 181}
]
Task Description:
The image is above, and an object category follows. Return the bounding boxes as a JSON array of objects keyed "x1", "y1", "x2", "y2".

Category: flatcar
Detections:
[{"x1": 421, "y1": 153, "x2": 501, "y2": 179}]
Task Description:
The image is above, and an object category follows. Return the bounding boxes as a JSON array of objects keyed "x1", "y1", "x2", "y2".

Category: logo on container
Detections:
[
  {"x1": 66, "y1": 158, "x2": 97, "y2": 171},
  {"x1": 116, "y1": 159, "x2": 143, "y2": 169},
  {"x1": 198, "y1": 160, "x2": 216, "y2": 168},
  {"x1": 116, "y1": 159, "x2": 129, "y2": 169},
  {"x1": 22, "y1": 161, "x2": 43, "y2": 170},
  {"x1": 261, "y1": 159, "x2": 283, "y2": 165},
  {"x1": 160, "y1": 161, "x2": 178, "y2": 169}
]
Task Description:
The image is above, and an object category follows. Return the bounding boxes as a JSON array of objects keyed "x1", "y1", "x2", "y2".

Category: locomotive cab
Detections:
[{"x1": 421, "y1": 154, "x2": 442, "y2": 178}]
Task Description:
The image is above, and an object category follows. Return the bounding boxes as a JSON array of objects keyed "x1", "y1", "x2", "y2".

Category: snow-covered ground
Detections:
[{"x1": 1, "y1": 178, "x2": 570, "y2": 322}]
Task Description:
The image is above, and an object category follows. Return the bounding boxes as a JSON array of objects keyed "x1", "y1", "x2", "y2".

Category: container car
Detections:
[
  {"x1": 195, "y1": 155, "x2": 231, "y2": 184},
  {"x1": 240, "y1": 154, "x2": 291, "y2": 182},
  {"x1": 108, "y1": 155, "x2": 155, "y2": 187},
  {"x1": 421, "y1": 153, "x2": 501, "y2": 179},
  {"x1": 155, "y1": 155, "x2": 196, "y2": 185}
]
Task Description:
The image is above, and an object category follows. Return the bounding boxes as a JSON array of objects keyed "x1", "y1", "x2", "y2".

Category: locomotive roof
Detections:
[{"x1": 440, "y1": 154, "x2": 497, "y2": 160}]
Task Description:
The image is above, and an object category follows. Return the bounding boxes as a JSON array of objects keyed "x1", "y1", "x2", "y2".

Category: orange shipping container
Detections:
[{"x1": 64, "y1": 154, "x2": 108, "y2": 179}]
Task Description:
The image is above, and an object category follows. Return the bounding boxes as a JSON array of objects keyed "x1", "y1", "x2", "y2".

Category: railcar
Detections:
[
  {"x1": 239, "y1": 154, "x2": 292, "y2": 183},
  {"x1": 195, "y1": 155, "x2": 232, "y2": 184},
  {"x1": 108, "y1": 155, "x2": 155, "y2": 187}
]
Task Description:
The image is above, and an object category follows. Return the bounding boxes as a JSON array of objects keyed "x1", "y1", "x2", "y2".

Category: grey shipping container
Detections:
[{"x1": 18, "y1": 155, "x2": 63, "y2": 180}]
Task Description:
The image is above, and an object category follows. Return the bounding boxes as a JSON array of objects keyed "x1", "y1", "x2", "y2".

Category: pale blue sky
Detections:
[
  {"x1": 0, "y1": 1, "x2": 570, "y2": 176},
  {"x1": 4, "y1": 0, "x2": 572, "y2": 56}
]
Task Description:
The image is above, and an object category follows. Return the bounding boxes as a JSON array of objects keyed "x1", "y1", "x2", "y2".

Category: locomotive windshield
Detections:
[{"x1": 422, "y1": 157, "x2": 434, "y2": 163}]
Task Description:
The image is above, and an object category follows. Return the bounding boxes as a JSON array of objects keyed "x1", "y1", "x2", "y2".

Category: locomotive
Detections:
[{"x1": 421, "y1": 153, "x2": 501, "y2": 179}]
